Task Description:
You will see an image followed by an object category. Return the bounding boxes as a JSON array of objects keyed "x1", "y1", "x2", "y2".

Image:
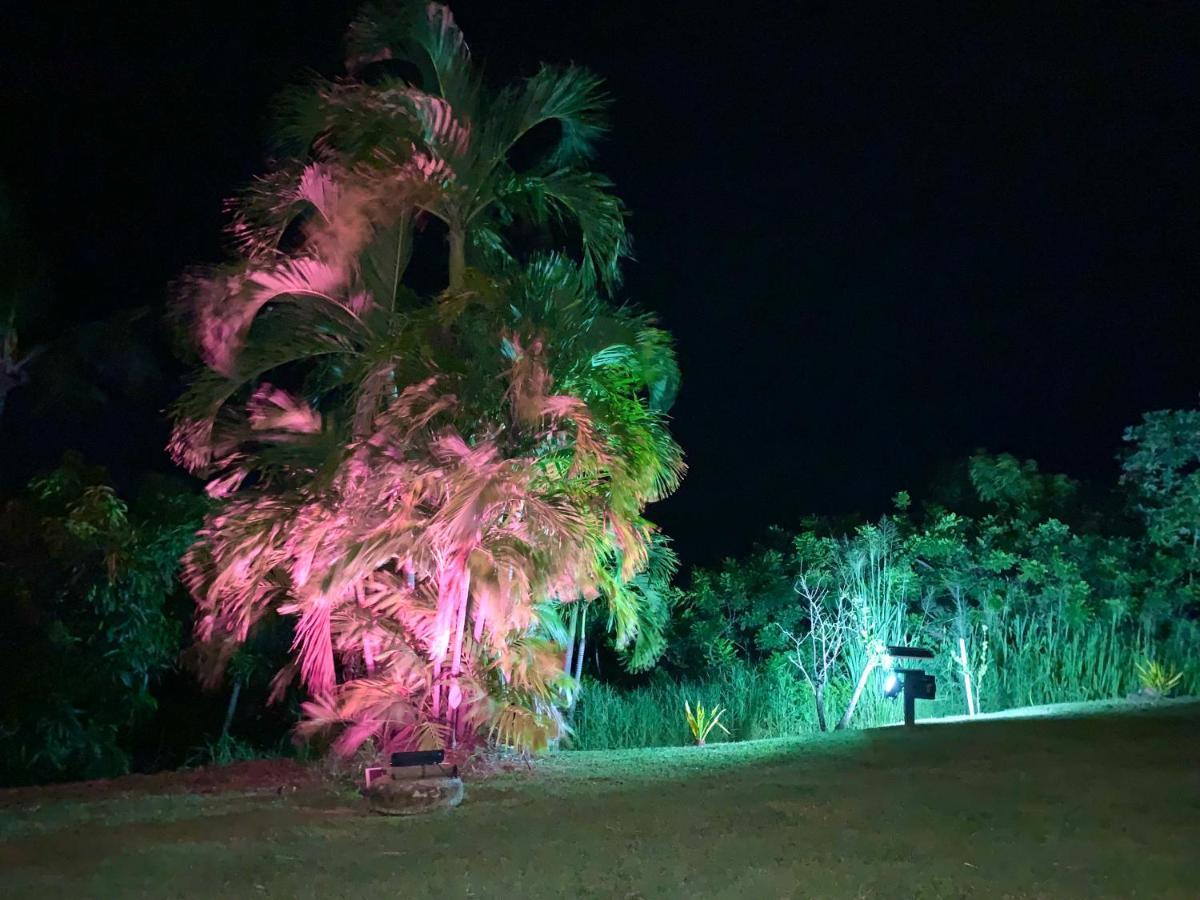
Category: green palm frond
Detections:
[
  {"x1": 636, "y1": 325, "x2": 681, "y2": 412},
  {"x1": 491, "y1": 169, "x2": 628, "y2": 293},
  {"x1": 269, "y1": 78, "x2": 333, "y2": 157},
  {"x1": 485, "y1": 64, "x2": 611, "y2": 167},
  {"x1": 347, "y1": 2, "x2": 479, "y2": 114}
]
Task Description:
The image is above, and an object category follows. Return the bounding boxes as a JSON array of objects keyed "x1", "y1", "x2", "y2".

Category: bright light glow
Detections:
[{"x1": 882, "y1": 672, "x2": 900, "y2": 698}]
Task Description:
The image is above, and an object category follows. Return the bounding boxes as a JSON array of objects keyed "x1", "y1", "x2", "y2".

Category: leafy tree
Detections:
[
  {"x1": 169, "y1": 2, "x2": 683, "y2": 755},
  {"x1": 1122, "y1": 408, "x2": 1200, "y2": 615},
  {"x1": 0, "y1": 456, "x2": 204, "y2": 784},
  {"x1": 668, "y1": 529, "x2": 799, "y2": 672},
  {"x1": 776, "y1": 554, "x2": 845, "y2": 731},
  {"x1": 967, "y1": 452, "x2": 1079, "y2": 523}
]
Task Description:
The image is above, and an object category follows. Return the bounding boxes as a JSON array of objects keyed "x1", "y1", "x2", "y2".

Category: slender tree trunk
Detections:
[
  {"x1": 431, "y1": 660, "x2": 443, "y2": 720},
  {"x1": 836, "y1": 655, "x2": 878, "y2": 730},
  {"x1": 449, "y1": 570, "x2": 471, "y2": 680},
  {"x1": 363, "y1": 636, "x2": 376, "y2": 676},
  {"x1": 448, "y1": 225, "x2": 466, "y2": 292},
  {"x1": 814, "y1": 680, "x2": 828, "y2": 732},
  {"x1": 957, "y1": 637, "x2": 976, "y2": 717},
  {"x1": 222, "y1": 680, "x2": 242, "y2": 737}
]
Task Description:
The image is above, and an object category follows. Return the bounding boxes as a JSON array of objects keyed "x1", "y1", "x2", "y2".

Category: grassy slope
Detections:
[{"x1": 2, "y1": 700, "x2": 1198, "y2": 898}]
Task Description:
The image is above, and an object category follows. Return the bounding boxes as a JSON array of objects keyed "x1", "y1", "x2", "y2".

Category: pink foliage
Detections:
[
  {"x1": 181, "y1": 363, "x2": 620, "y2": 751},
  {"x1": 171, "y1": 4, "x2": 670, "y2": 756},
  {"x1": 248, "y1": 384, "x2": 322, "y2": 435}
]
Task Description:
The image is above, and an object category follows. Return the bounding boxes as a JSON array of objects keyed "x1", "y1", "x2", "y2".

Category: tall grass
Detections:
[
  {"x1": 570, "y1": 663, "x2": 963, "y2": 750},
  {"x1": 570, "y1": 665, "x2": 813, "y2": 750},
  {"x1": 984, "y1": 614, "x2": 1200, "y2": 710},
  {"x1": 570, "y1": 618, "x2": 1200, "y2": 751}
]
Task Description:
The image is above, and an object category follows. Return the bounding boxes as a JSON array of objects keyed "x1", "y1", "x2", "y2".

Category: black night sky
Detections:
[{"x1": 3, "y1": 1, "x2": 1198, "y2": 565}]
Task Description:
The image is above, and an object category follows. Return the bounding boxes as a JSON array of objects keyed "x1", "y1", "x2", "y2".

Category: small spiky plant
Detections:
[
  {"x1": 1135, "y1": 658, "x2": 1183, "y2": 698},
  {"x1": 684, "y1": 701, "x2": 731, "y2": 746}
]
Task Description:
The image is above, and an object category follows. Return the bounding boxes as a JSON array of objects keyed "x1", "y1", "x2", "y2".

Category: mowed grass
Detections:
[{"x1": 2, "y1": 701, "x2": 1199, "y2": 898}]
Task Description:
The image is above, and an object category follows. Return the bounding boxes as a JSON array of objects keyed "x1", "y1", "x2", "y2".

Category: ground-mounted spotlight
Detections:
[{"x1": 882, "y1": 645, "x2": 936, "y2": 726}]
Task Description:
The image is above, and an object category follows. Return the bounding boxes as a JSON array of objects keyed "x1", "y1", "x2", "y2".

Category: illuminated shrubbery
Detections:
[{"x1": 574, "y1": 443, "x2": 1200, "y2": 749}]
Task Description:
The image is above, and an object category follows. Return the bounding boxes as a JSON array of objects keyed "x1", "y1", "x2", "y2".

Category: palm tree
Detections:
[
  {"x1": 171, "y1": 2, "x2": 682, "y2": 755},
  {"x1": 234, "y1": 1, "x2": 627, "y2": 297}
]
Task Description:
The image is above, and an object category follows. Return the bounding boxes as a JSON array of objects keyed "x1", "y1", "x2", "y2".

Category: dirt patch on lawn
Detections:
[
  {"x1": 0, "y1": 758, "x2": 322, "y2": 808},
  {"x1": 0, "y1": 748, "x2": 537, "y2": 811}
]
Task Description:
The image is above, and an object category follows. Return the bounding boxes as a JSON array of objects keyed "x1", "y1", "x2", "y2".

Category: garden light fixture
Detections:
[
  {"x1": 882, "y1": 645, "x2": 937, "y2": 725},
  {"x1": 882, "y1": 671, "x2": 901, "y2": 698}
]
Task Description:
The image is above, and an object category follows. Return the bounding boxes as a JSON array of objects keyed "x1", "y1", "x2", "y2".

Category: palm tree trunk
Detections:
[
  {"x1": 388, "y1": 212, "x2": 413, "y2": 309},
  {"x1": 222, "y1": 680, "x2": 242, "y2": 737},
  {"x1": 448, "y1": 225, "x2": 466, "y2": 291},
  {"x1": 450, "y1": 569, "x2": 471, "y2": 680},
  {"x1": 564, "y1": 604, "x2": 579, "y2": 675},
  {"x1": 431, "y1": 660, "x2": 443, "y2": 720},
  {"x1": 448, "y1": 568, "x2": 472, "y2": 745},
  {"x1": 572, "y1": 605, "x2": 587, "y2": 684}
]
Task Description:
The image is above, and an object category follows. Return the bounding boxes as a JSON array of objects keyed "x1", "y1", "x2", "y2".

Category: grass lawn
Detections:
[{"x1": 2, "y1": 699, "x2": 1198, "y2": 898}]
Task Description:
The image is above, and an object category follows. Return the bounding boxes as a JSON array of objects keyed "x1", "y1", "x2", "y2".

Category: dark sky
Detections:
[{"x1": 3, "y1": 1, "x2": 1198, "y2": 565}]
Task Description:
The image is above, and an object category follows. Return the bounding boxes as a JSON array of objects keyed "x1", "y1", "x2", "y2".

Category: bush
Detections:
[{"x1": 0, "y1": 457, "x2": 205, "y2": 785}]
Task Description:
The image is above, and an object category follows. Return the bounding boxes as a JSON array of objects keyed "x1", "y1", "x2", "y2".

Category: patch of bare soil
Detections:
[
  {"x1": 0, "y1": 744, "x2": 547, "y2": 812},
  {"x1": 0, "y1": 758, "x2": 321, "y2": 808}
]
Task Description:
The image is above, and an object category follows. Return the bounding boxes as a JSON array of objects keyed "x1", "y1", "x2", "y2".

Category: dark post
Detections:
[
  {"x1": 903, "y1": 674, "x2": 918, "y2": 726},
  {"x1": 898, "y1": 667, "x2": 936, "y2": 725}
]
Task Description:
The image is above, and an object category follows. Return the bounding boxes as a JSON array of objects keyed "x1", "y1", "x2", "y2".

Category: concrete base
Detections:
[{"x1": 364, "y1": 774, "x2": 464, "y2": 815}]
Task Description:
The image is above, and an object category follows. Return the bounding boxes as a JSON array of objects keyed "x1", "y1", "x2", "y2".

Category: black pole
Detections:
[{"x1": 902, "y1": 669, "x2": 925, "y2": 726}]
